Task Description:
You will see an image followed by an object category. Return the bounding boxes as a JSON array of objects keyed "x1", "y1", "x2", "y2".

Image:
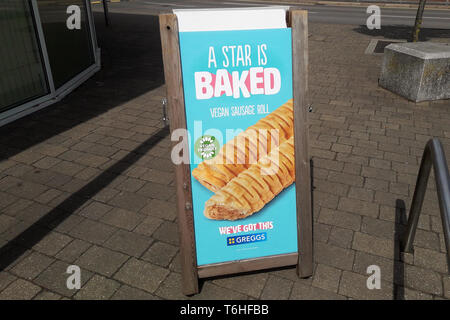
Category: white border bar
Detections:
[{"x1": 173, "y1": 6, "x2": 289, "y2": 32}]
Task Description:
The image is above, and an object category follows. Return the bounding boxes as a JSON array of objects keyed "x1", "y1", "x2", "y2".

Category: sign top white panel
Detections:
[{"x1": 173, "y1": 7, "x2": 289, "y2": 32}]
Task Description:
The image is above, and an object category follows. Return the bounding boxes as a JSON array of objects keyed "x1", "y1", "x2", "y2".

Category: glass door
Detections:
[
  {"x1": 0, "y1": 0, "x2": 49, "y2": 112},
  {"x1": 36, "y1": 0, "x2": 95, "y2": 89}
]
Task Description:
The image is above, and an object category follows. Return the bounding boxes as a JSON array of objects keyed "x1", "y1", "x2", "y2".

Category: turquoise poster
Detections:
[{"x1": 179, "y1": 28, "x2": 298, "y2": 266}]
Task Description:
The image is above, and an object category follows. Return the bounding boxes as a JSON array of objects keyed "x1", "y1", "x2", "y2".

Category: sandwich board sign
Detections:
[{"x1": 159, "y1": 7, "x2": 312, "y2": 295}]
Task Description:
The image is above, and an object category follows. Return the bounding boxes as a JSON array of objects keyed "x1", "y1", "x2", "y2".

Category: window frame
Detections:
[{"x1": 0, "y1": 0, "x2": 101, "y2": 126}]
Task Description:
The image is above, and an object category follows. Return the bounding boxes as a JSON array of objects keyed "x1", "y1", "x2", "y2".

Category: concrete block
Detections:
[{"x1": 379, "y1": 42, "x2": 450, "y2": 102}]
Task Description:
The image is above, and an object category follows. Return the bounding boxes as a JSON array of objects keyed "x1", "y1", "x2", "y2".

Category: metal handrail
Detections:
[{"x1": 401, "y1": 138, "x2": 450, "y2": 272}]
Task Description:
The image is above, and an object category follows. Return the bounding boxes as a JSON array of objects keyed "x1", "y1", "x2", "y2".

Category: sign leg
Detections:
[
  {"x1": 291, "y1": 10, "x2": 314, "y2": 278},
  {"x1": 159, "y1": 14, "x2": 199, "y2": 295}
]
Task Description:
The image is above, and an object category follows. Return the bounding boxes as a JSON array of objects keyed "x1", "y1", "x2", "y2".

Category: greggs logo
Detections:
[{"x1": 227, "y1": 232, "x2": 267, "y2": 246}]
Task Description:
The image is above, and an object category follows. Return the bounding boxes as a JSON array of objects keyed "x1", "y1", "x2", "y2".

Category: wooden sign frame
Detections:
[{"x1": 159, "y1": 9, "x2": 312, "y2": 295}]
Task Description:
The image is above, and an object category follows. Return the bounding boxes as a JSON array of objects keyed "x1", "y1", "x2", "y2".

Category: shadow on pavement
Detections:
[
  {"x1": 353, "y1": 24, "x2": 450, "y2": 41},
  {"x1": 0, "y1": 11, "x2": 164, "y2": 163},
  {"x1": 394, "y1": 199, "x2": 407, "y2": 300},
  {"x1": 0, "y1": 12, "x2": 170, "y2": 270},
  {"x1": 0, "y1": 126, "x2": 169, "y2": 272}
]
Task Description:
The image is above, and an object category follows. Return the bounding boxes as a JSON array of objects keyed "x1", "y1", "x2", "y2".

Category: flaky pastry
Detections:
[{"x1": 192, "y1": 99, "x2": 293, "y2": 192}]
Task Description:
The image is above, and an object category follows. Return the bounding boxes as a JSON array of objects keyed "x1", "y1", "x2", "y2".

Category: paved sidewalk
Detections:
[{"x1": 0, "y1": 11, "x2": 449, "y2": 300}]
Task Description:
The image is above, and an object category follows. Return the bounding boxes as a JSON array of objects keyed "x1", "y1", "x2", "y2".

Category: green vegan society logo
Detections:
[{"x1": 195, "y1": 135, "x2": 220, "y2": 160}]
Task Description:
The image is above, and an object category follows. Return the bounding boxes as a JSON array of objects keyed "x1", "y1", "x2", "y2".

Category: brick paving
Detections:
[{"x1": 0, "y1": 10, "x2": 449, "y2": 300}]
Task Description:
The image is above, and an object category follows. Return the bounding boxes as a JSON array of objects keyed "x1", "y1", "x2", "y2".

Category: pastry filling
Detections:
[{"x1": 205, "y1": 204, "x2": 247, "y2": 221}]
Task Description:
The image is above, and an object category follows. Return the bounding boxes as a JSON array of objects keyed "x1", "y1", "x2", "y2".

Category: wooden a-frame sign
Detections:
[{"x1": 159, "y1": 9, "x2": 312, "y2": 295}]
